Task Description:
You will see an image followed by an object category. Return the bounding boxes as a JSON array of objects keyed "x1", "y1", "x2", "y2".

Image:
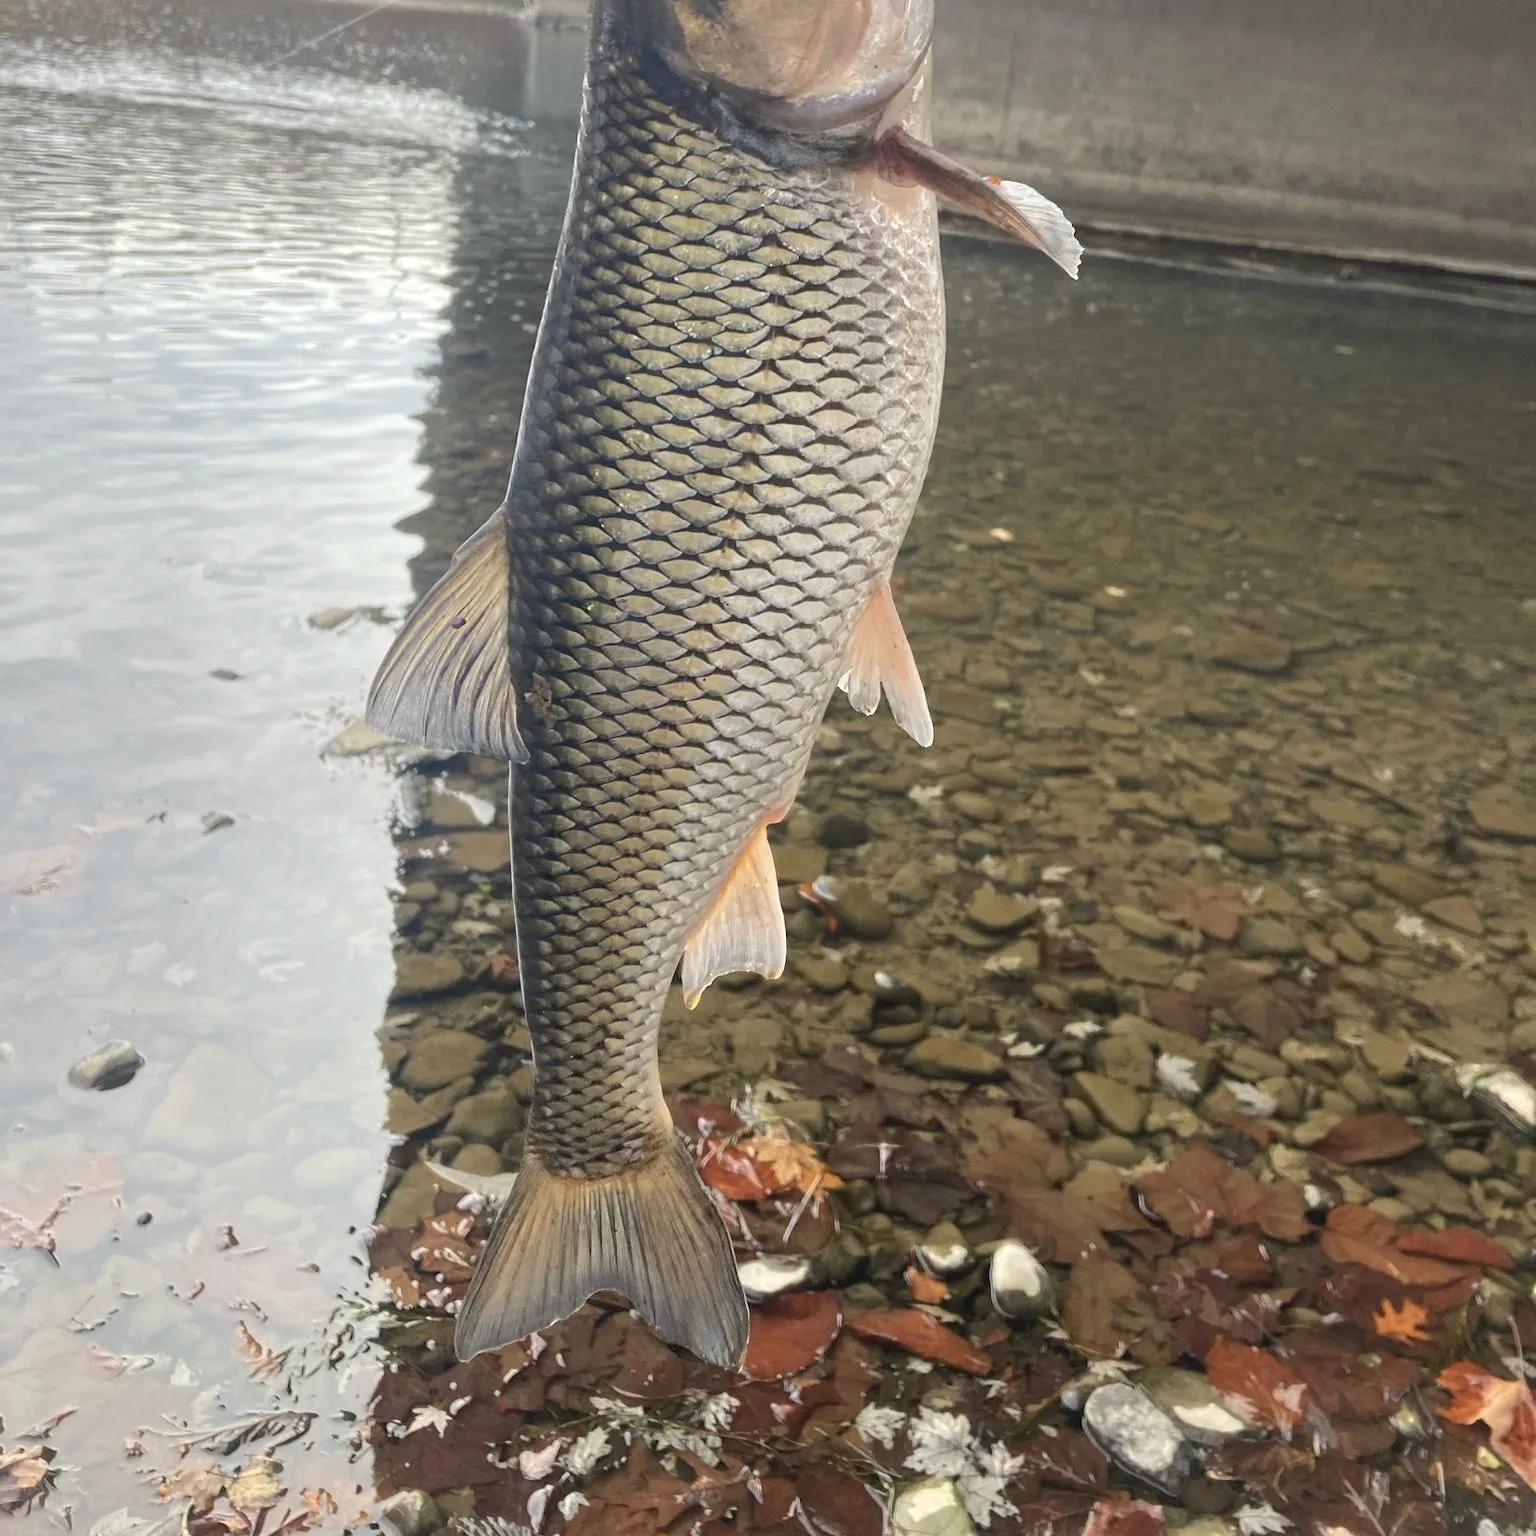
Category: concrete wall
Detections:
[{"x1": 931, "y1": 0, "x2": 1536, "y2": 278}]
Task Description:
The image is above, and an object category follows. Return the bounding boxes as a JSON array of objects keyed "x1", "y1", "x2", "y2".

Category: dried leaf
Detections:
[
  {"x1": 1396, "y1": 1225, "x2": 1513, "y2": 1270},
  {"x1": 907, "y1": 1266, "x2": 949, "y2": 1304},
  {"x1": 742, "y1": 1290, "x2": 842, "y2": 1380},
  {"x1": 1137, "y1": 1144, "x2": 1308, "y2": 1243},
  {"x1": 1062, "y1": 1251, "x2": 1152, "y2": 1360},
  {"x1": 158, "y1": 1459, "x2": 228, "y2": 1514},
  {"x1": 301, "y1": 1488, "x2": 339, "y2": 1518},
  {"x1": 843, "y1": 1307, "x2": 991, "y2": 1374},
  {"x1": 1012, "y1": 1490, "x2": 1101, "y2": 1536},
  {"x1": 796, "y1": 1464, "x2": 883, "y2": 1536},
  {"x1": 1311, "y1": 1113, "x2": 1425, "y2": 1165},
  {"x1": 0, "y1": 1445, "x2": 56, "y2": 1512},
  {"x1": 1319, "y1": 1205, "x2": 1471, "y2": 1287},
  {"x1": 742, "y1": 1134, "x2": 843, "y2": 1195},
  {"x1": 1204, "y1": 1337, "x2": 1309, "y2": 1432},
  {"x1": 1082, "y1": 1495, "x2": 1165, "y2": 1536},
  {"x1": 1373, "y1": 1299, "x2": 1432, "y2": 1344},
  {"x1": 225, "y1": 1453, "x2": 282, "y2": 1514},
  {"x1": 234, "y1": 1322, "x2": 285, "y2": 1380},
  {"x1": 1015, "y1": 1430, "x2": 1110, "y2": 1494},
  {"x1": 1437, "y1": 1361, "x2": 1536, "y2": 1490}
]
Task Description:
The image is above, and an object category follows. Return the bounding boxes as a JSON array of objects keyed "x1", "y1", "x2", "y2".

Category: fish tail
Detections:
[{"x1": 454, "y1": 1136, "x2": 748, "y2": 1370}]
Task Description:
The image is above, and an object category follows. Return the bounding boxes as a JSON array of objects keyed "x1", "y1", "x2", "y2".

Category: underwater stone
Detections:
[{"x1": 67, "y1": 1040, "x2": 144, "y2": 1091}]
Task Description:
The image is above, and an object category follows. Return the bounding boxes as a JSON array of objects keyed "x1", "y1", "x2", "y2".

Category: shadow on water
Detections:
[{"x1": 2, "y1": 0, "x2": 1536, "y2": 1529}]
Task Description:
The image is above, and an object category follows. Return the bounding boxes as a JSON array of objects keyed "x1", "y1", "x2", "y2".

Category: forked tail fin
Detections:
[{"x1": 454, "y1": 1138, "x2": 749, "y2": 1370}]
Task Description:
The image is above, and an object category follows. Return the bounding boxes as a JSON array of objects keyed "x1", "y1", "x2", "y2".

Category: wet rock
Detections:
[
  {"x1": 778, "y1": 1097, "x2": 826, "y2": 1135},
  {"x1": 379, "y1": 1488, "x2": 442, "y2": 1536},
  {"x1": 1079, "y1": 1135, "x2": 1141, "y2": 1167},
  {"x1": 907, "y1": 1033, "x2": 1005, "y2": 1082},
  {"x1": 422, "y1": 789, "x2": 491, "y2": 830},
  {"x1": 293, "y1": 1146, "x2": 374, "y2": 1191},
  {"x1": 774, "y1": 844, "x2": 827, "y2": 885},
  {"x1": 1135, "y1": 1366, "x2": 1249, "y2": 1445},
  {"x1": 820, "y1": 1228, "x2": 868, "y2": 1285},
  {"x1": 1179, "y1": 783, "x2": 1239, "y2": 829},
  {"x1": 1097, "y1": 942, "x2": 1182, "y2": 987},
  {"x1": 1469, "y1": 786, "x2": 1536, "y2": 843},
  {"x1": 1290, "y1": 1110, "x2": 1344, "y2": 1148},
  {"x1": 1414, "y1": 973, "x2": 1510, "y2": 1030},
  {"x1": 729, "y1": 1016, "x2": 784, "y2": 1075},
  {"x1": 378, "y1": 1160, "x2": 449, "y2": 1230},
  {"x1": 1457, "y1": 1063, "x2": 1536, "y2": 1138},
  {"x1": 1239, "y1": 917, "x2": 1303, "y2": 957},
  {"x1": 451, "y1": 1143, "x2": 503, "y2": 1177},
  {"x1": 400, "y1": 1030, "x2": 489, "y2": 1092},
  {"x1": 810, "y1": 878, "x2": 893, "y2": 939},
  {"x1": 818, "y1": 812, "x2": 870, "y2": 849},
  {"x1": 391, "y1": 951, "x2": 465, "y2": 1000},
  {"x1": 659, "y1": 1058, "x2": 719, "y2": 1090},
  {"x1": 989, "y1": 1238, "x2": 1055, "y2": 1318},
  {"x1": 1442, "y1": 1147, "x2": 1490, "y2": 1178},
  {"x1": 916, "y1": 1222, "x2": 970, "y2": 1277},
  {"x1": 446, "y1": 1085, "x2": 523, "y2": 1144},
  {"x1": 67, "y1": 1040, "x2": 144, "y2": 1091},
  {"x1": 1223, "y1": 826, "x2": 1280, "y2": 862},
  {"x1": 1373, "y1": 863, "x2": 1447, "y2": 908},
  {"x1": 1072, "y1": 1072, "x2": 1147, "y2": 1135},
  {"x1": 323, "y1": 719, "x2": 396, "y2": 757},
  {"x1": 953, "y1": 792, "x2": 998, "y2": 823},
  {"x1": 201, "y1": 811, "x2": 235, "y2": 834},
  {"x1": 1095, "y1": 1035, "x2": 1155, "y2": 1091},
  {"x1": 739, "y1": 1254, "x2": 817, "y2": 1303},
  {"x1": 892, "y1": 1477, "x2": 974, "y2": 1536},
  {"x1": 1424, "y1": 894, "x2": 1483, "y2": 935},
  {"x1": 386, "y1": 1087, "x2": 448, "y2": 1136},
  {"x1": 440, "y1": 829, "x2": 509, "y2": 872},
  {"x1": 1112, "y1": 906, "x2": 1179, "y2": 946},
  {"x1": 1212, "y1": 629, "x2": 1292, "y2": 675},
  {"x1": 796, "y1": 954, "x2": 849, "y2": 992},
  {"x1": 1082, "y1": 1381, "x2": 1192, "y2": 1493},
  {"x1": 982, "y1": 939, "x2": 1041, "y2": 978},
  {"x1": 965, "y1": 886, "x2": 1038, "y2": 935}
]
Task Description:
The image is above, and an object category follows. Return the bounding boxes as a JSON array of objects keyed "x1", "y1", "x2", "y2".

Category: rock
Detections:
[
  {"x1": 201, "y1": 811, "x2": 235, "y2": 834},
  {"x1": 1094, "y1": 1035, "x2": 1155, "y2": 1091},
  {"x1": 892, "y1": 1477, "x2": 974, "y2": 1536},
  {"x1": 1078, "y1": 1135, "x2": 1141, "y2": 1167},
  {"x1": 982, "y1": 939, "x2": 1041, "y2": 978},
  {"x1": 323, "y1": 719, "x2": 395, "y2": 757},
  {"x1": 1442, "y1": 1147, "x2": 1491, "y2": 1179},
  {"x1": 953, "y1": 792, "x2": 998, "y2": 823},
  {"x1": 1212, "y1": 629, "x2": 1292, "y2": 675},
  {"x1": 1469, "y1": 786, "x2": 1536, "y2": 843},
  {"x1": 386, "y1": 1088, "x2": 448, "y2": 1136},
  {"x1": 1083, "y1": 1382, "x2": 1192, "y2": 1494},
  {"x1": 1239, "y1": 917, "x2": 1303, "y2": 957},
  {"x1": 1223, "y1": 827, "x2": 1280, "y2": 862},
  {"x1": 1111, "y1": 906, "x2": 1179, "y2": 945},
  {"x1": 143, "y1": 1044, "x2": 272, "y2": 1158},
  {"x1": 379, "y1": 1489, "x2": 442, "y2": 1536},
  {"x1": 777, "y1": 1097, "x2": 826, "y2": 1134},
  {"x1": 1424, "y1": 894, "x2": 1483, "y2": 935},
  {"x1": 812, "y1": 878, "x2": 893, "y2": 939},
  {"x1": 819, "y1": 812, "x2": 870, "y2": 849},
  {"x1": 1414, "y1": 973, "x2": 1510, "y2": 1030},
  {"x1": 1096, "y1": 943, "x2": 1181, "y2": 987},
  {"x1": 820, "y1": 1228, "x2": 869, "y2": 1285},
  {"x1": 422, "y1": 789, "x2": 490, "y2": 830},
  {"x1": 1179, "y1": 783, "x2": 1239, "y2": 828},
  {"x1": 391, "y1": 951, "x2": 465, "y2": 1000},
  {"x1": 377, "y1": 1161, "x2": 449, "y2": 1230},
  {"x1": 916, "y1": 1223, "x2": 970, "y2": 1278},
  {"x1": 451, "y1": 1143, "x2": 503, "y2": 1177},
  {"x1": 1373, "y1": 864, "x2": 1447, "y2": 908},
  {"x1": 400, "y1": 1031, "x2": 489, "y2": 1092},
  {"x1": 446, "y1": 1086, "x2": 523, "y2": 1144},
  {"x1": 659, "y1": 1058, "x2": 718, "y2": 1090},
  {"x1": 1458, "y1": 1064, "x2": 1536, "y2": 1138},
  {"x1": 1290, "y1": 1109, "x2": 1345, "y2": 1148},
  {"x1": 1135, "y1": 1366, "x2": 1249, "y2": 1445},
  {"x1": 440, "y1": 829, "x2": 509, "y2": 872},
  {"x1": 774, "y1": 844, "x2": 827, "y2": 884},
  {"x1": 1331, "y1": 926, "x2": 1373, "y2": 964},
  {"x1": 1063, "y1": 1097, "x2": 1098, "y2": 1138},
  {"x1": 965, "y1": 886, "x2": 1038, "y2": 935},
  {"x1": 796, "y1": 955, "x2": 848, "y2": 992},
  {"x1": 67, "y1": 1040, "x2": 144, "y2": 1091},
  {"x1": 907, "y1": 1033, "x2": 1005, "y2": 1082},
  {"x1": 739, "y1": 1254, "x2": 817, "y2": 1303},
  {"x1": 1072, "y1": 1072, "x2": 1147, "y2": 1135},
  {"x1": 1355, "y1": 1031, "x2": 1413, "y2": 1084},
  {"x1": 989, "y1": 1239, "x2": 1055, "y2": 1318},
  {"x1": 728, "y1": 1016, "x2": 784, "y2": 1075}
]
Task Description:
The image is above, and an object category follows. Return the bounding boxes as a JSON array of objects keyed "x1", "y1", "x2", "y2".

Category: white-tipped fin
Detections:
[
  {"x1": 839, "y1": 578, "x2": 933, "y2": 747},
  {"x1": 680, "y1": 820, "x2": 786, "y2": 1008},
  {"x1": 365, "y1": 510, "x2": 527, "y2": 762},
  {"x1": 985, "y1": 177, "x2": 1082, "y2": 278}
]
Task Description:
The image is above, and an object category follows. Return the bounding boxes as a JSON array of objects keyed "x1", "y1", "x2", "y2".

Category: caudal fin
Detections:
[{"x1": 454, "y1": 1138, "x2": 749, "y2": 1370}]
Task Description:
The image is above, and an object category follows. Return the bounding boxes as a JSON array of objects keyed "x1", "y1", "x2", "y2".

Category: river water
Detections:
[{"x1": 1, "y1": 1, "x2": 1534, "y2": 1530}]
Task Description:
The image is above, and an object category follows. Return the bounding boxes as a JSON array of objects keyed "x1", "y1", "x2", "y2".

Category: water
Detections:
[{"x1": 1, "y1": 1, "x2": 1533, "y2": 1528}]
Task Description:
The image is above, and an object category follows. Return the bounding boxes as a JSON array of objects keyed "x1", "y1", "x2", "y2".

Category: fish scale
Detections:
[{"x1": 506, "y1": 28, "x2": 943, "y2": 1177}]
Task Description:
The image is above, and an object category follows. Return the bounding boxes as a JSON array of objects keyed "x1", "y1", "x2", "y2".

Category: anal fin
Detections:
[
  {"x1": 839, "y1": 578, "x2": 934, "y2": 748},
  {"x1": 680, "y1": 818, "x2": 787, "y2": 1008},
  {"x1": 366, "y1": 509, "x2": 528, "y2": 762},
  {"x1": 875, "y1": 127, "x2": 1082, "y2": 279}
]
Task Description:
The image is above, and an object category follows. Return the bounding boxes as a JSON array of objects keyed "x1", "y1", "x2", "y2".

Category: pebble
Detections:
[
  {"x1": 1211, "y1": 629, "x2": 1292, "y2": 675},
  {"x1": 988, "y1": 1239, "x2": 1055, "y2": 1318},
  {"x1": 796, "y1": 955, "x2": 849, "y2": 992},
  {"x1": 1095, "y1": 1036, "x2": 1155, "y2": 1091},
  {"x1": 379, "y1": 1489, "x2": 442, "y2": 1536},
  {"x1": 965, "y1": 886, "x2": 1039, "y2": 935},
  {"x1": 1457, "y1": 1063, "x2": 1536, "y2": 1138},
  {"x1": 446, "y1": 1085, "x2": 523, "y2": 1143},
  {"x1": 892, "y1": 1477, "x2": 974, "y2": 1536},
  {"x1": 1082, "y1": 1382, "x2": 1192, "y2": 1493},
  {"x1": 1134, "y1": 1367, "x2": 1249, "y2": 1445},
  {"x1": 378, "y1": 1160, "x2": 450, "y2": 1230},
  {"x1": 1072, "y1": 1072, "x2": 1147, "y2": 1135},
  {"x1": 437, "y1": 829, "x2": 508, "y2": 872},
  {"x1": 1469, "y1": 786, "x2": 1536, "y2": 843},
  {"x1": 907, "y1": 1033, "x2": 1005, "y2": 1082},
  {"x1": 386, "y1": 1087, "x2": 449, "y2": 1136},
  {"x1": 916, "y1": 1222, "x2": 970, "y2": 1277},
  {"x1": 399, "y1": 1030, "x2": 489, "y2": 1092},
  {"x1": 953, "y1": 792, "x2": 998, "y2": 823},
  {"x1": 1424, "y1": 894, "x2": 1483, "y2": 935},
  {"x1": 811, "y1": 878, "x2": 894, "y2": 939},
  {"x1": 1179, "y1": 783, "x2": 1239, "y2": 829},
  {"x1": 1289, "y1": 1109, "x2": 1344, "y2": 1148},
  {"x1": 1078, "y1": 1135, "x2": 1141, "y2": 1167},
  {"x1": 739, "y1": 1254, "x2": 817, "y2": 1303},
  {"x1": 390, "y1": 951, "x2": 465, "y2": 1000},
  {"x1": 1443, "y1": 1147, "x2": 1492, "y2": 1179},
  {"x1": 774, "y1": 844, "x2": 828, "y2": 885},
  {"x1": 818, "y1": 812, "x2": 870, "y2": 849},
  {"x1": 1223, "y1": 826, "x2": 1280, "y2": 861},
  {"x1": 1239, "y1": 917, "x2": 1303, "y2": 957},
  {"x1": 1373, "y1": 863, "x2": 1447, "y2": 908},
  {"x1": 323, "y1": 719, "x2": 395, "y2": 757},
  {"x1": 67, "y1": 1040, "x2": 144, "y2": 1091}
]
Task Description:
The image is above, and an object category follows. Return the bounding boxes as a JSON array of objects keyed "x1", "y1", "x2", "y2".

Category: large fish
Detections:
[{"x1": 367, "y1": 0, "x2": 1079, "y2": 1369}]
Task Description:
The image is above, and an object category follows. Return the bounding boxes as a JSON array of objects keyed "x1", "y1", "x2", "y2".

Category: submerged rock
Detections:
[
  {"x1": 1135, "y1": 1366, "x2": 1249, "y2": 1445},
  {"x1": 67, "y1": 1040, "x2": 144, "y2": 1091},
  {"x1": 891, "y1": 1477, "x2": 975, "y2": 1536},
  {"x1": 739, "y1": 1253, "x2": 817, "y2": 1303},
  {"x1": 1083, "y1": 1381, "x2": 1192, "y2": 1493},
  {"x1": 916, "y1": 1222, "x2": 971, "y2": 1278},
  {"x1": 378, "y1": 1489, "x2": 441, "y2": 1536},
  {"x1": 989, "y1": 1239, "x2": 1055, "y2": 1319}
]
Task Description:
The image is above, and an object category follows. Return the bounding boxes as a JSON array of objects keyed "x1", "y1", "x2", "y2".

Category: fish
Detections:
[{"x1": 366, "y1": 0, "x2": 1080, "y2": 1370}]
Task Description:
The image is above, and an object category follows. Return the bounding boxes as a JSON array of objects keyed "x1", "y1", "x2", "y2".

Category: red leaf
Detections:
[
  {"x1": 1009, "y1": 1491, "x2": 1100, "y2": 1536},
  {"x1": 1136, "y1": 1144, "x2": 1307, "y2": 1243},
  {"x1": 742, "y1": 1290, "x2": 842, "y2": 1381},
  {"x1": 1397, "y1": 1225, "x2": 1513, "y2": 1270},
  {"x1": 843, "y1": 1307, "x2": 992, "y2": 1374},
  {"x1": 1082, "y1": 1496, "x2": 1165, "y2": 1536},
  {"x1": 1015, "y1": 1430, "x2": 1109, "y2": 1494},
  {"x1": 1319, "y1": 1205, "x2": 1472, "y2": 1287},
  {"x1": 795, "y1": 1465, "x2": 883, "y2": 1536},
  {"x1": 1204, "y1": 1336, "x2": 1309, "y2": 1431},
  {"x1": 1311, "y1": 1113, "x2": 1424, "y2": 1165},
  {"x1": 1437, "y1": 1362, "x2": 1536, "y2": 1492}
]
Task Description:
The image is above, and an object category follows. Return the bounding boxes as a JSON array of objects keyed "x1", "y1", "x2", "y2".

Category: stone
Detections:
[
  {"x1": 1309, "y1": 792, "x2": 1377, "y2": 831},
  {"x1": 1356, "y1": 1031, "x2": 1414, "y2": 1083},
  {"x1": 67, "y1": 1040, "x2": 144, "y2": 1091},
  {"x1": 892, "y1": 1478, "x2": 975, "y2": 1536},
  {"x1": 1095, "y1": 1035, "x2": 1155, "y2": 1091},
  {"x1": 386, "y1": 1088, "x2": 447, "y2": 1136},
  {"x1": 400, "y1": 1031, "x2": 488, "y2": 1092},
  {"x1": 659, "y1": 1058, "x2": 718, "y2": 1090},
  {"x1": 379, "y1": 1489, "x2": 442, "y2": 1536},
  {"x1": 796, "y1": 955, "x2": 848, "y2": 992},
  {"x1": 1135, "y1": 1367, "x2": 1249, "y2": 1445},
  {"x1": 1414, "y1": 973, "x2": 1510, "y2": 1030},
  {"x1": 965, "y1": 886, "x2": 1038, "y2": 935},
  {"x1": 1443, "y1": 1147, "x2": 1491, "y2": 1179},
  {"x1": 1223, "y1": 827, "x2": 1280, "y2": 862},
  {"x1": 819, "y1": 812, "x2": 870, "y2": 849},
  {"x1": 143, "y1": 1044, "x2": 272, "y2": 1158},
  {"x1": 1083, "y1": 1383, "x2": 1192, "y2": 1494},
  {"x1": 1240, "y1": 917, "x2": 1303, "y2": 957},
  {"x1": 1211, "y1": 629, "x2": 1292, "y2": 675},
  {"x1": 738, "y1": 1254, "x2": 816, "y2": 1303},
  {"x1": 916, "y1": 1222, "x2": 970, "y2": 1277},
  {"x1": 989, "y1": 1239, "x2": 1055, "y2": 1318},
  {"x1": 777, "y1": 1097, "x2": 826, "y2": 1134},
  {"x1": 1424, "y1": 894, "x2": 1484, "y2": 935},
  {"x1": 1331, "y1": 926, "x2": 1373, "y2": 964},
  {"x1": 728, "y1": 1016, "x2": 784, "y2": 1075},
  {"x1": 1179, "y1": 783, "x2": 1239, "y2": 828},
  {"x1": 907, "y1": 1033, "x2": 1005, "y2": 1082},
  {"x1": 445, "y1": 1086, "x2": 522, "y2": 1144},
  {"x1": 774, "y1": 844, "x2": 827, "y2": 885},
  {"x1": 323, "y1": 719, "x2": 395, "y2": 757},
  {"x1": 391, "y1": 951, "x2": 465, "y2": 1000},
  {"x1": 1373, "y1": 864, "x2": 1447, "y2": 908},
  {"x1": 1079, "y1": 1135, "x2": 1141, "y2": 1167},
  {"x1": 820, "y1": 879, "x2": 894, "y2": 939},
  {"x1": 377, "y1": 1161, "x2": 449, "y2": 1230},
  {"x1": 1470, "y1": 786, "x2": 1536, "y2": 843},
  {"x1": 1072, "y1": 1072, "x2": 1147, "y2": 1135},
  {"x1": 953, "y1": 792, "x2": 998, "y2": 823},
  {"x1": 422, "y1": 789, "x2": 490, "y2": 830},
  {"x1": 1096, "y1": 943, "x2": 1181, "y2": 986},
  {"x1": 1112, "y1": 906, "x2": 1179, "y2": 945},
  {"x1": 441, "y1": 830, "x2": 509, "y2": 872},
  {"x1": 451, "y1": 1143, "x2": 503, "y2": 1177},
  {"x1": 1290, "y1": 1109, "x2": 1344, "y2": 1148}
]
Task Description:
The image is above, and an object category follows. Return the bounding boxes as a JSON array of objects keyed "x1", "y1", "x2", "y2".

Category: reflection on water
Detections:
[{"x1": 2, "y1": 0, "x2": 1535, "y2": 1526}]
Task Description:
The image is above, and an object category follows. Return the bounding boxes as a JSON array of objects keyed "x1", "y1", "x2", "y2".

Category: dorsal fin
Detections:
[{"x1": 366, "y1": 510, "x2": 528, "y2": 762}]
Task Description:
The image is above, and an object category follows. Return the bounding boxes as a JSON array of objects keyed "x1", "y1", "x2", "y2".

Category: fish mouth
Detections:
[{"x1": 632, "y1": 0, "x2": 934, "y2": 136}]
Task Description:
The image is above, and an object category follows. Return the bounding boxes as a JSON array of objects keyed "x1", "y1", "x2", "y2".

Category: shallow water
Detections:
[{"x1": 1, "y1": 1, "x2": 1534, "y2": 1528}]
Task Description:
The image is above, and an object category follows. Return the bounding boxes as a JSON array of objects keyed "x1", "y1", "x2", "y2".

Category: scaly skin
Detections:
[{"x1": 507, "y1": 5, "x2": 944, "y2": 1178}]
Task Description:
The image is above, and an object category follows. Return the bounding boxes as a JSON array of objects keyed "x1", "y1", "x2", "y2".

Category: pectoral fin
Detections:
[
  {"x1": 365, "y1": 510, "x2": 528, "y2": 762},
  {"x1": 680, "y1": 819, "x2": 786, "y2": 1008},
  {"x1": 875, "y1": 127, "x2": 1082, "y2": 279},
  {"x1": 839, "y1": 578, "x2": 933, "y2": 747}
]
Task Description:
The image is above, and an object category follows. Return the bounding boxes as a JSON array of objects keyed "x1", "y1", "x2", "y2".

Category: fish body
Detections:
[{"x1": 368, "y1": 0, "x2": 1080, "y2": 1369}]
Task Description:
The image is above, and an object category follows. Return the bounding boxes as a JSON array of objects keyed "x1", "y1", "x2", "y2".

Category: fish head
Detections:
[{"x1": 638, "y1": 0, "x2": 934, "y2": 134}]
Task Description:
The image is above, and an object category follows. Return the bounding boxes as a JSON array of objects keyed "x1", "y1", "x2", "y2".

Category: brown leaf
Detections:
[
  {"x1": 796, "y1": 1465, "x2": 883, "y2": 1536},
  {"x1": 1137, "y1": 1144, "x2": 1307, "y2": 1243},
  {"x1": 964, "y1": 1120, "x2": 1075, "y2": 1190},
  {"x1": 1015, "y1": 1430, "x2": 1109, "y2": 1494},
  {"x1": 0, "y1": 1445, "x2": 56, "y2": 1513},
  {"x1": 158, "y1": 1459, "x2": 228, "y2": 1514},
  {"x1": 1007, "y1": 1491, "x2": 1100, "y2": 1536},
  {"x1": 742, "y1": 1290, "x2": 842, "y2": 1380},
  {"x1": 234, "y1": 1321, "x2": 285, "y2": 1380},
  {"x1": 1081, "y1": 1496, "x2": 1165, "y2": 1536},
  {"x1": 1276, "y1": 1329, "x2": 1419, "y2": 1420},
  {"x1": 906, "y1": 1266, "x2": 949, "y2": 1304},
  {"x1": 1312, "y1": 1112, "x2": 1425, "y2": 1165},
  {"x1": 1396, "y1": 1224, "x2": 1513, "y2": 1270},
  {"x1": 843, "y1": 1307, "x2": 991, "y2": 1374},
  {"x1": 1204, "y1": 1336, "x2": 1309, "y2": 1431},
  {"x1": 1061, "y1": 1251, "x2": 1151, "y2": 1361},
  {"x1": 225, "y1": 1453, "x2": 282, "y2": 1514},
  {"x1": 1319, "y1": 1204, "x2": 1471, "y2": 1286},
  {"x1": 1438, "y1": 1360, "x2": 1536, "y2": 1491}
]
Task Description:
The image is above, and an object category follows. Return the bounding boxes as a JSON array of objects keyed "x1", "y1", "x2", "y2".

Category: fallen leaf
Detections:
[
  {"x1": 1137, "y1": 1144, "x2": 1307, "y2": 1243},
  {"x1": 1082, "y1": 1494, "x2": 1165, "y2": 1536},
  {"x1": 1311, "y1": 1113, "x2": 1424, "y2": 1165},
  {"x1": 234, "y1": 1321, "x2": 285, "y2": 1380},
  {"x1": 1275, "y1": 1329, "x2": 1419, "y2": 1420},
  {"x1": 742, "y1": 1290, "x2": 842, "y2": 1380},
  {"x1": 1015, "y1": 1430, "x2": 1109, "y2": 1494},
  {"x1": 1396, "y1": 1225, "x2": 1513, "y2": 1270},
  {"x1": 1204, "y1": 1337, "x2": 1309, "y2": 1432},
  {"x1": 1062, "y1": 1251, "x2": 1155, "y2": 1361},
  {"x1": 742, "y1": 1133, "x2": 843, "y2": 1195},
  {"x1": 1319, "y1": 1205, "x2": 1471, "y2": 1287},
  {"x1": 1373, "y1": 1298, "x2": 1432, "y2": 1344},
  {"x1": 0, "y1": 1445, "x2": 55, "y2": 1513},
  {"x1": 906, "y1": 1266, "x2": 949, "y2": 1304},
  {"x1": 843, "y1": 1308, "x2": 991, "y2": 1374},
  {"x1": 1437, "y1": 1361, "x2": 1536, "y2": 1492},
  {"x1": 225, "y1": 1453, "x2": 283, "y2": 1514},
  {"x1": 302, "y1": 1488, "x2": 339, "y2": 1518},
  {"x1": 158, "y1": 1460, "x2": 229, "y2": 1514},
  {"x1": 796, "y1": 1464, "x2": 883, "y2": 1536}
]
